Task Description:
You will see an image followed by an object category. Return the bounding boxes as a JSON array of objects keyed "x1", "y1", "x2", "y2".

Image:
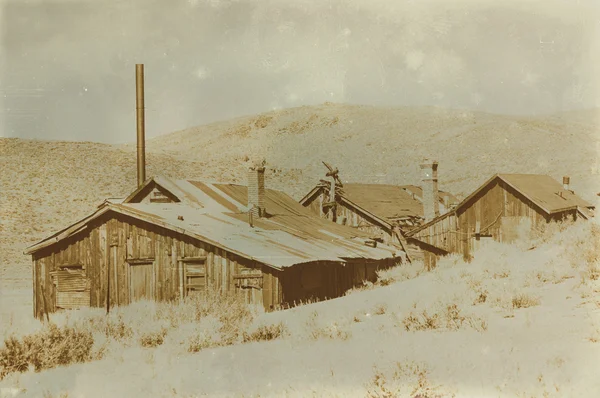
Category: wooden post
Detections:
[
  {"x1": 111, "y1": 234, "x2": 119, "y2": 308},
  {"x1": 106, "y1": 262, "x2": 110, "y2": 315},
  {"x1": 40, "y1": 285, "x2": 50, "y2": 323},
  {"x1": 179, "y1": 260, "x2": 184, "y2": 303},
  {"x1": 329, "y1": 179, "x2": 336, "y2": 222}
]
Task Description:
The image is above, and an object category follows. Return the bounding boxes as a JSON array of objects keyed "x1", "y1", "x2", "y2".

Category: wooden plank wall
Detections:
[
  {"x1": 32, "y1": 213, "x2": 286, "y2": 318},
  {"x1": 411, "y1": 181, "x2": 560, "y2": 261},
  {"x1": 411, "y1": 213, "x2": 459, "y2": 254},
  {"x1": 32, "y1": 211, "x2": 401, "y2": 318},
  {"x1": 278, "y1": 258, "x2": 396, "y2": 307}
]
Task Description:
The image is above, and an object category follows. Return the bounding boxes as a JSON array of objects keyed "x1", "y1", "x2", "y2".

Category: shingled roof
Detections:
[
  {"x1": 300, "y1": 182, "x2": 458, "y2": 227},
  {"x1": 406, "y1": 173, "x2": 595, "y2": 237},
  {"x1": 459, "y1": 174, "x2": 595, "y2": 216}
]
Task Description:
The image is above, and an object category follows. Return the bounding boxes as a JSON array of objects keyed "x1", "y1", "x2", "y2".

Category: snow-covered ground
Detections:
[{"x1": 1, "y1": 219, "x2": 598, "y2": 398}]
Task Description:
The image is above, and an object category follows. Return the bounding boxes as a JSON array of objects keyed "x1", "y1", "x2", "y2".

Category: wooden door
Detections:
[{"x1": 129, "y1": 262, "x2": 154, "y2": 302}]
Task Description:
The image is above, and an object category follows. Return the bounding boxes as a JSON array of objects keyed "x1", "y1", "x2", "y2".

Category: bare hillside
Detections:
[
  {"x1": 2, "y1": 104, "x2": 599, "y2": 287},
  {"x1": 144, "y1": 103, "x2": 600, "y2": 199}
]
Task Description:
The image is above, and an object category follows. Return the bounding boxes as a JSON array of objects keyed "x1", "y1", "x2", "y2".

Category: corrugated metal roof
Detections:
[
  {"x1": 301, "y1": 183, "x2": 459, "y2": 223},
  {"x1": 118, "y1": 202, "x2": 400, "y2": 269},
  {"x1": 26, "y1": 176, "x2": 403, "y2": 269}
]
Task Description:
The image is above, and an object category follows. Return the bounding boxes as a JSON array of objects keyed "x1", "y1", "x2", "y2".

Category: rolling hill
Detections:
[{"x1": 2, "y1": 103, "x2": 599, "y2": 288}]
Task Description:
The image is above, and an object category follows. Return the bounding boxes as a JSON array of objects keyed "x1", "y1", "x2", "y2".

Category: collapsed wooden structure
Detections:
[
  {"x1": 406, "y1": 174, "x2": 595, "y2": 268},
  {"x1": 299, "y1": 161, "x2": 458, "y2": 264}
]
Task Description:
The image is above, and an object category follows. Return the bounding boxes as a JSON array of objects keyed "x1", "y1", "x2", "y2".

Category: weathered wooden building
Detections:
[
  {"x1": 299, "y1": 161, "x2": 458, "y2": 262},
  {"x1": 25, "y1": 168, "x2": 404, "y2": 319},
  {"x1": 405, "y1": 174, "x2": 595, "y2": 268}
]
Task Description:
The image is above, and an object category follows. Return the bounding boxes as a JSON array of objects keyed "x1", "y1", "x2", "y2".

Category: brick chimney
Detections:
[
  {"x1": 248, "y1": 160, "x2": 266, "y2": 218},
  {"x1": 420, "y1": 159, "x2": 440, "y2": 222}
]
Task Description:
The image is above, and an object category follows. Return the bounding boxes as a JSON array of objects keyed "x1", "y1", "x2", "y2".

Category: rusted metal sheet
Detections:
[{"x1": 50, "y1": 269, "x2": 91, "y2": 310}]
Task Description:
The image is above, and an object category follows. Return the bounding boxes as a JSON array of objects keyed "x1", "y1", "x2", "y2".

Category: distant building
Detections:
[
  {"x1": 406, "y1": 174, "x2": 595, "y2": 268},
  {"x1": 299, "y1": 161, "x2": 458, "y2": 263},
  {"x1": 25, "y1": 165, "x2": 403, "y2": 319}
]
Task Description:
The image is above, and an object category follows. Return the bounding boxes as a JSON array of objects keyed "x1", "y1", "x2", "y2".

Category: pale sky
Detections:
[{"x1": 0, "y1": 0, "x2": 599, "y2": 144}]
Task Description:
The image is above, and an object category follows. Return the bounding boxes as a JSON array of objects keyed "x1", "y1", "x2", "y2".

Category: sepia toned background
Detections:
[
  {"x1": 1, "y1": 1, "x2": 599, "y2": 397},
  {"x1": 1, "y1": 0, "x2": 599, "y2": 143}
]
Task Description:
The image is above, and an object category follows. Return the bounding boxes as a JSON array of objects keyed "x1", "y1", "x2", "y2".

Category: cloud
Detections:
[{"x1": 0, "y1": 0, "x2": 599, "y2": 143}]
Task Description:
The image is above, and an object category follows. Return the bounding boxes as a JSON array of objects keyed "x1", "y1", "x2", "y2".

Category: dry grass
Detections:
[
  {"x1": 0, "y1": 323, "x2": 95, "y2": 379},
  {"x1": 303, "y1": 311, "x2": 352, "y2": 341},
  {"x1": 401, "y1": 303, "x2": 488, "y2": 333},
  {"x1": 242, "y1": 321, "x2": 289, "y2": 343},
  {"x1": 0, "y1": 288, "x2": 260, "y2": 379},
  {"x1": 366, "y1": 361, "x2": 449, "y2": 398},
  {"x1": 345, "y1": 261, "x2": 425, "y2": 297},
  {"x1": 511, "y1": 293, "x2": 541, "y2": 309},
  {"x1": 376, "y1": 261, "x2": 425, "y2": 285}
]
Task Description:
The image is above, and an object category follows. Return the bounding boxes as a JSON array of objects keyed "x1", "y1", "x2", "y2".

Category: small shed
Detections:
[
  {"x1": 25, "y1": 168, "x2": 403, "y2": 319},
  {"x1": 406, "y1": 174, "x2": 595, "y2": 268}
]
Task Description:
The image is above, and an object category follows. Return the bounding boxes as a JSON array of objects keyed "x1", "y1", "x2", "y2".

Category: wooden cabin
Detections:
[
  {"x1": 25, "y1": 167, "x2": 404, "y2": 319},
  {"x1": 299, "y1": 161, "x2": 458, "y2": 263},
  {"x1": 405, "y1": 174, "x2": 595, "y2": 268}
]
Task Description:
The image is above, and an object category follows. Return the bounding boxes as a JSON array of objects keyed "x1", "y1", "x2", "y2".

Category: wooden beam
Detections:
[
  {"x1": 326, "y1": 169, "x2": 339, "y2": 177},
  {"x1": 179, "y1": 256, "x2": 207, "y2": 262},
  {"x1": 57, "y1": 262, "x2": 84, "y2": 269},
  {"x1": 41, "y1": 284, "x2": 50, "y2": 322}
]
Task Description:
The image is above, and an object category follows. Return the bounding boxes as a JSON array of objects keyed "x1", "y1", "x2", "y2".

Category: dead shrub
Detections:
[
  {"x1": 139, "y1": 327, "x2": 168, "y2": 348},
  {"x1": 0, "y1": 322, "x2": 94, "y2": 379},
  {"x1": 402, "y1": 304, "x2": 487, "y2": 333},
  {"x1": 104, "y1": 314, "x2": 134, "y2": 342},
  {"x1": 187, "y1": 333, "x2": 215, "y2": 353},
  {"x1": 185, "y1": 288, "x2": 256, "y2": 345},
  {"x1": 403, "y1": 310, "x2": 441, "y2": 331},
  {"x1": 365, "y1": 362, "x2": 446, "y2": 398},
  {"x1": 473, "y1": 289, "x2": 488, "y2": 305},
  {"x1": 374, "y1": 303, "x2": 388, "y2": 315},
  {"x1": 242, "y1": 322, "x2": 288, "y2": 343},
  {"x1": 512, "y1": 293, "x2": 541, "y2": 309},
  {"x1": 310, "y1": 322, "x2": 352, "y2": 341}
]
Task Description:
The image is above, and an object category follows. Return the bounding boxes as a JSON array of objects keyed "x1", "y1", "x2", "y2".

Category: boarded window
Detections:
[
  {"x1": 233, "y1": 266, "x2": 263, "y2": 290},
  {"x1": 50, "y1": 266, "x2": 90, "y2": 310},
  {"x1": 233, "y1": 265, "x2": 263, "y2": 306},
  {"x1": 185, "y1": 261, "x2": 206, "y2": 297}
]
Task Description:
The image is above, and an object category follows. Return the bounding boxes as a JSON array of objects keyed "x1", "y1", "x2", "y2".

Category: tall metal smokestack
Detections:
[{"x1": 136, "y1": 64, "x2": 146, "y2": 187}]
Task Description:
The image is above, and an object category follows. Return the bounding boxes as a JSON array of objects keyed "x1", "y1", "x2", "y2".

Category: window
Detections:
[{"x1": 183, "y1": 258, "x2": 207, "y2": 297}]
